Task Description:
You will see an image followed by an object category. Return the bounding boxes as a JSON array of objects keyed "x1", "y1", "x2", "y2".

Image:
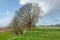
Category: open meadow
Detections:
[
  {"x1": 0, "y1": 32, "x2": 15, "y2": 40},
  {"x1": 8, "y1": 27, "x2": 60, "y2": 40},
  {"x1": 0, "y1": 27, "x2": 60, "y2": 40}
]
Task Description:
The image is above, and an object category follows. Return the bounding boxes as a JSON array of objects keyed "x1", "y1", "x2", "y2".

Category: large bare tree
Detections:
[
  {"x1": 17, "y1": 3, "x2": 42, "y2": 31},
  {"x1": 9, "y1": 3, "x2": 42, "y2": 36}
]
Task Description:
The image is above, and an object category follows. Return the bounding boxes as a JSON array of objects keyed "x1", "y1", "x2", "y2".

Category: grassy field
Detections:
[
  {"x1": 10, "y1": 27, "x2": 60, "y2": 40},
  {"x1": 0, "y1": 27, "x2": 60, "y2": 40},
  {"x1": 0, "y1": 32, "x2": 15, "y2": 40}
]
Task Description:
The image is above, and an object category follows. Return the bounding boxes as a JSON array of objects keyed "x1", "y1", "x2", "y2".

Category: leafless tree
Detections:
[
  {"x1": 9, "y1": 3, "x2": 42, "y2": 36},
  {"x1": 17, "y1": 3, "x2": 42, "y2": 31},
  {"x1": 10, "y1": 16, "x2": 23, "y2": 36}
]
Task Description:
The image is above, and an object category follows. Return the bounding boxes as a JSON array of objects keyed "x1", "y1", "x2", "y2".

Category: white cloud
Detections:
[
  {"x1": 0, "y1": 18, "x2": 11, "y2": 26},
  {"x1": 0, "y1": 11, "x2": 14, "y2": 26},
  {"x1": 19, "y1": 0, "x2": 49, "y2": 16},
  {"x1": 19, "y1": 0, "x2": 30, "y2": 4},
  {"x1": 56, "y1": 15, "x2": 60, "y2": 21},
  {"x1": 0, "y1": 18, "x2": 10, "y2": 23},
  {"x1": 19, "y1": 0, "x2": 60, "y2": 16}
]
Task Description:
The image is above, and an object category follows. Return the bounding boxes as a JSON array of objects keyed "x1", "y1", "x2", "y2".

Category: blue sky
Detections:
[
  {"x1": 0, "y1": 0, "x2": 20, "y2": 26},
  {"x1": 0, "y1": 0, "x2": 60, "y2": 27}
]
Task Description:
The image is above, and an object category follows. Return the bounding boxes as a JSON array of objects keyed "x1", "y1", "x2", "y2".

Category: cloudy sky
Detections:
[{"x1": 0, "y1": 0, "x2": 60, "y2": 27}]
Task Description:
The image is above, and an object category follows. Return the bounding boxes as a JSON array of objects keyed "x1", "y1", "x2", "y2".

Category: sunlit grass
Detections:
[
  {"x1": 10, "y1": 27, "x2": 60, "y2": 40},
  {"x1": 0, "y1": 32, "x2": 15, "y2": 40}
]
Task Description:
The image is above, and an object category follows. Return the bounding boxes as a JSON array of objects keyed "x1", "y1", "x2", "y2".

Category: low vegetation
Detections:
[
  {"x1": 0, "y1": 32, "x2": 15, "y2": 40},
  {"x1": 9, "y1": 27, "x2": 60, "y2": 40}
]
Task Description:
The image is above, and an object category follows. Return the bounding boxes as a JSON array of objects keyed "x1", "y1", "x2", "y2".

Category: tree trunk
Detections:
[{"x1": 16, "y1": 33, "x2": 19, "y2": 36}]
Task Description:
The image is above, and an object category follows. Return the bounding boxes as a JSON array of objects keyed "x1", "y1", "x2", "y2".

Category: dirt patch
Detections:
[{"x1": 0, "y1": 28, "x2": 11, "y2": 33}]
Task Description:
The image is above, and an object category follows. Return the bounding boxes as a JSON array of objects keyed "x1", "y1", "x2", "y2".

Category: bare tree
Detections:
[
  {"x1": 9, "y1": 13, "x2": 24, "y2": 36},
  {"x1": 17, "y1": 3, "x2": 42, "y2": 31},
  {"x1": 9, "y1": 10, "x2": 26, "y2": 36},
  {"x1": 9, "y1": 3, "x2": 42, "y2": 36}
]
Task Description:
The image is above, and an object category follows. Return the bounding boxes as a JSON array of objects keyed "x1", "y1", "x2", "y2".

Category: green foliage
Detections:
[
  {"x1": 0, "y1": 32, "x2": 15, "y2": 40},
  {"x1": 10, "y1": 27, "x2": 60, "y2": 40}
]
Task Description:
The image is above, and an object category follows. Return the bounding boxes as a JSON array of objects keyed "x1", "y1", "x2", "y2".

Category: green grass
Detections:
[
  {"x1": 10, "y1": 27, "x2": 60, "y2": 40},
  {"x1": 0, "y1": 32, "x2": 15, "y2": 40}
]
